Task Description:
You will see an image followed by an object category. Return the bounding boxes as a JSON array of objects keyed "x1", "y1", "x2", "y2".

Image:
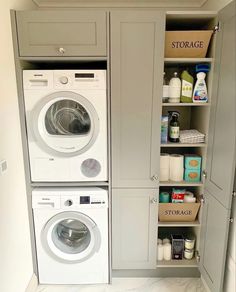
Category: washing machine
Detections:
[
  {"x1": 23, "y1": 70, "x2": 107, "y2": 182},
  {"x1": 32, "y1": 187, "x2": 109, "y2": 284}
]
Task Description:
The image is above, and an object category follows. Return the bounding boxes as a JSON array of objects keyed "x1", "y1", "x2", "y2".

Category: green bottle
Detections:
[
  {"x1": 168, "y1": 111, "x2": 180, "y2": 143},
  {"x1": 181, "y1": 70, "x2": 194, "y2": 103}
]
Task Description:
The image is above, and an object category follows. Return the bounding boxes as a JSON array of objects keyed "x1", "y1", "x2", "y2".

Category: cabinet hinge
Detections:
[
  {"x1": 196, "y1": 251, "x2": 200, "y2": 263},
  {"x1": 213, "y1": 22, "x2": 220, "y2": 34},
  {"x1": 232, "y1": 191, "x2": 236, "y2": 198},
  {"x1": 229, "y1": 218, "x2": 234, "y2": 223},
  {"x1": 202, "y1": 170, "x2": 207, "y2": 179}
]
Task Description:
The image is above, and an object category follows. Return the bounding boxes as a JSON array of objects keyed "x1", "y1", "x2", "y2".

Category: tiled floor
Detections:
[{"x1": 37, "y1": 278, "x2": 206, "y2": 292}]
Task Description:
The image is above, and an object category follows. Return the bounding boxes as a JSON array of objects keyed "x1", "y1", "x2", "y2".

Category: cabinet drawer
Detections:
[{"x1": 16, "y1": 10, "x2": 107, "y2": 57}]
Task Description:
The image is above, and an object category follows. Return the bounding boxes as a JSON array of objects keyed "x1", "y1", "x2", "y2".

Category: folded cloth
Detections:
[{"x1": 180, "y1": 129, "x2": 205, "y2": 143}]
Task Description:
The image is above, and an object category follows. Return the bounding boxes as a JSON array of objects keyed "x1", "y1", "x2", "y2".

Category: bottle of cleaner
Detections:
[
  {"x1": 192, "y1": 72, "x2": 208, "y2": 103},
  {"x1": 168, "y1": 111, "x2": 180, "y2": 143},
  {"x1": 168, "y1": 72, "x2": 181, "y2": 103},
  {"x1": 181, "y1": 70, "x2": 194, "y2": 103}
]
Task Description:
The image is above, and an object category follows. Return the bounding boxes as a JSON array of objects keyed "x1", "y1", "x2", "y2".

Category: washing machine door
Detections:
[
  {"x1": 31, "y1": 91, "x2": 99, "y2": 157},
  {"x1": 42, "y1": 211, "x2": 101, "y2": 263}
]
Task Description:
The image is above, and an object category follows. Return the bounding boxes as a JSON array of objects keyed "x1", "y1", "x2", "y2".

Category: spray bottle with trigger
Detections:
[{"x1": 168, "y1": 111, "x2": 180, "y2": 143}]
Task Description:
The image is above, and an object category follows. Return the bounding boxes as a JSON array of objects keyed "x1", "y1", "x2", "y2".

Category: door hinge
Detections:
[
  {"x1": 202, "y1": 170, "x2": 207, "y2": 179},
  {"x1": 213, "y1": 22, "x2": 220, "y2": 34},
  {"x1": 196, "y1": 251, "x2": 200, "y2": 263},
  {"x1": 200, "y1": 194, "x2": 205, "y2": 204}
]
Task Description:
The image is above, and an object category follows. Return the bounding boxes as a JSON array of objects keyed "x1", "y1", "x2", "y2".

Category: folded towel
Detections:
[{"x1": 180, "y1": 129, "x2": 205, "y2": 143}]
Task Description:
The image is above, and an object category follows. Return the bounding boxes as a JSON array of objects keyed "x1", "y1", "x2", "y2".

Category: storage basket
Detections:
[
  {"x1": 165, "y1": 30, "x2": 213, "y2": 58},
  {"x1": 158, "y1": 201, "x2": 200, "y2": 222}
]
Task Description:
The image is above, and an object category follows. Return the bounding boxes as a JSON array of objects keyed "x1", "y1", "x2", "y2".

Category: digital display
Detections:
[
  {"x1": 80, "y1": 196, "x2": 90, "y2": 204},
  {"x1": 75, "y1": 73, "x2": 94, "y2": 78}
]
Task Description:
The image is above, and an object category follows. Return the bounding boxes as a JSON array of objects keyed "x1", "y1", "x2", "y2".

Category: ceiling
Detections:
[{"x1": 32, "y1": 0, "x2": 209, "y2": 8}]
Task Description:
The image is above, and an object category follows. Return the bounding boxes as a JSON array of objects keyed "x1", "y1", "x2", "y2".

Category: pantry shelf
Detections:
[
  {"x1": 159, "y1": 181, "x2": 204, "y2": 187},
  {"x1": 158, "y1": 220, "x2": 200, "y2": 227},
  {"x1": 161, "y1": 142, "x2": 206, "y2": 147},
  {"x1": 162, "y1": 103, "x2": 210, "y2": 107},
  {"x1": 156, "y1": 258, "x2": 198, "y2": 268},
  {"x1": 164, "y1": 57, "x2": 213, "y2": 64}
]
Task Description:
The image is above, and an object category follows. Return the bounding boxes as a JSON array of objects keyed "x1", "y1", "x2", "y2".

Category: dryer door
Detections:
[
  {"x1": 42, "y1": 211, "x2": 101, "y2": 263},
  {"x1": 31, "y1": 91, "x2": 99, "y2": 157}
]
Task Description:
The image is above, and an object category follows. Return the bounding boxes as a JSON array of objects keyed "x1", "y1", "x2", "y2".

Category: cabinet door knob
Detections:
[
  {"x1": 151, "y1": 174, "x2": 158, "y2": 181},
  {"x1": 58, "y1": 47, "x2": 66, "y2": 54},
  {"x1": 150, "y1": 198, "x2": 158, "y2": 204}
]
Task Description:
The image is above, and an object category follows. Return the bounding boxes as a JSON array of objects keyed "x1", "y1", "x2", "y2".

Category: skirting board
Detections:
[
  {"x1": 201, "y1": 276, "x2": 211, "y2": 292},
  {"x1": 25, "y1": 274, "x2": 38, "y2": 292}
]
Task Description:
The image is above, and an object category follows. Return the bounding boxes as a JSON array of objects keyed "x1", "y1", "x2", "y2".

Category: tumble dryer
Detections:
[
  {"x1": 32, "y1": 187, "x2": 109, "y2": 284},
  {"x1": 23, "y1": 70, "x2": 107, "y2": 182}
]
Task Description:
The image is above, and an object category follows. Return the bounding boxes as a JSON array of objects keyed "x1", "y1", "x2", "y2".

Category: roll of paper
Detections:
[
  {"x1": 157, "y1": 244, "x2": 164, "y2": 261},
  {"x1": 160, "y1": 168, "x2": 169, "y2": 181},
  {"x1": 169, "y1": 154, "x2": 184, "y2": 181},
  {"x1": 184, "y1": 196, "x2": 196, "y2": 203},
  {"x1": 160, "y1": 153, "x2": 170, "y2": 169},
  {"x1": 163, "y1": 243, "x2": 172, "y2": 261}
]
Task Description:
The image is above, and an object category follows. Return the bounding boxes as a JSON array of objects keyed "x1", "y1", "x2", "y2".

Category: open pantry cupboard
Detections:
[{"x1": 111, "y1": 2, "x2": 235, "y2": 292}]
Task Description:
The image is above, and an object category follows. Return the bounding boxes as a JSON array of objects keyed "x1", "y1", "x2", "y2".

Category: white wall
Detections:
[{"x1": 0, "y1": 1, "x2": 36, "y2": 292}]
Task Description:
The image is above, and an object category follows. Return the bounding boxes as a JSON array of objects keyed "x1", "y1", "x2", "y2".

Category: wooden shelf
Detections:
[
  {"x1": 156, "y1": 258, "x2": 198, "y2": 268},
  {"x1": 158, "y1": 220, "x2": 200, "y2": 227},
  {"x1": 164, "y1": 58, "x2": 213, "y2": 63},
  {"x1": 161, "y1": 142, "x2": 206, "y2": 147},
  {"x1": 159, "y1": 181, "x2": 203, "y2": 187},
  {"x1": 162, "y1": 102, "x2": 210, "y2": 107}
]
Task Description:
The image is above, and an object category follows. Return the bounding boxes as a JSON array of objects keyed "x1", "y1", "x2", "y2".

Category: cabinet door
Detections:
[
  {"x1": 204, "y1": 1, "x2": 236, "y2": 210},
  {"x1": 200, "y1": 2, "x2": 236, "y2": 292},
  {"x1": 112, "y1": 189, "x2": 158, "y2": 269},
  {"x1": 111, "y1": 11, "x2": 165, "y2": 188},
  {"x1": 16, "y1": 10, "x2": 107, "y2": 57}
]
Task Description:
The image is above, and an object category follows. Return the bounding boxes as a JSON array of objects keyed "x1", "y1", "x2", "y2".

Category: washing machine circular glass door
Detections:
[
  {"x1": 42, "y1": 211, "x2": 101, "y2": 263},
  {"x1": 32, "y1": 91, "x2": 99, "y2": 157}
]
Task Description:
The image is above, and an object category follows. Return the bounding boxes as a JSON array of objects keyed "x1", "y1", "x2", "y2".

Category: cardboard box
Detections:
[
  {"x1": 165, "y1": 30, "x2": 213, "y2": 58},
  {"x1": 158, "y1": 201, "x2": 200, "y2": 222}
]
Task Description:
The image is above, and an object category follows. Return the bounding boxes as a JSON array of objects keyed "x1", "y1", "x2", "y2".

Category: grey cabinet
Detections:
[
  {"x1": 111, "y1": 11, "x2": 165, "y2": 188},
  {"x1": 15, "y1": 10, "x2": 107, "y2": 57},
  {"x1": 199, "y1": 2, "x2": 236, "y2": 292},
  {"x1": 205, "y1": 2, "x2": 236, "y2": 210},
  {"x1": 112, "y1": 189, "x2": 158, "y2": 269}
]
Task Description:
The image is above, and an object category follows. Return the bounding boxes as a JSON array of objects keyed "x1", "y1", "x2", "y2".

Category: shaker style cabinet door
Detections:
[
  {"x1": 200, "y1": 2, "x2": 236, "y2": 292},
  {"x1": 204, "y1": 2, "x2": 236, "y2": 210},
  {"x1": 112, "y1": 189, "x2": 158, "y2": 269},
  {"x1": 15, "y1": 10, "x2": 107, "y2": 57},
  {"x1": 110, "y1": 11, "x2": 165, "y2": 188}
]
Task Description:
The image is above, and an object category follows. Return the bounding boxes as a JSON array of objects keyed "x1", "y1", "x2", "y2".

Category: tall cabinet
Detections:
[{"x1": 111, "y1": 11, "x2": 165, "y2": 269}]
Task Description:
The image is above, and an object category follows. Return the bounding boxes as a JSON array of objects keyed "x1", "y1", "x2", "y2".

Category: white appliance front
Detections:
[
  {"x1": 32, "y1": 187, "x2": 109, "y2": 284},
  {"x1": 23, "y1": 70, "x2": 107, "y2": 182}
]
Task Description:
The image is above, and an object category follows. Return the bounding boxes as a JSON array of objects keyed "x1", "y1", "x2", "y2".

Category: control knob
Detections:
[{"x1": 59, "y1": 76, "x2": 69, "y2": 84}]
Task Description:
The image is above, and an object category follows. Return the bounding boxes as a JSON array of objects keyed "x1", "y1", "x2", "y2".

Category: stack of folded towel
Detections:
[{"x1": 180, "y1": 130, "x2": 205, "y2": 143}]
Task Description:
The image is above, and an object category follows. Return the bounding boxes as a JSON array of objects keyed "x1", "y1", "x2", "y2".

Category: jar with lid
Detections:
[{"x1": 184, "y1": 236, "x2": 195, "y2": 250}]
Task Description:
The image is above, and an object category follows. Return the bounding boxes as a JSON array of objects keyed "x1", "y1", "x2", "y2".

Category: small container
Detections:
[
  {"x1": 157, "y1": 238, "x2": 163, "y2": 245},
  {"x1": 185, "y1": 236, "x2": 195, "y2": 250},
  {"x1": 171, "y1": 234, "x2": 184, "y2": 260},
  {"x1": 163, "y1": 243, "x2": 172, "y2": 261},
  {"x1": 184, "y1": 168, "x2": 201, "y2": 182},
  {"x1": 162, "y1": 72, "x2": 169, "y2": 103},
  {"x1": 184, "y1": 155, "x2": 202, "y2": 170},
  {"x1": 163, "y1": 238, "x2": 170, "y2": 245},
  {"x1": 157, "y1": 244, "x2": 164, "y2": 261},
  {"x1": 159, "y1": 192, "x2": 170, "y2": 203},
  {"x1": 184, "y1": 248, "x2": 194, "y2": 260},
  {"x1": 161, "y1": 116, "x2": 168, "y2": 143}
]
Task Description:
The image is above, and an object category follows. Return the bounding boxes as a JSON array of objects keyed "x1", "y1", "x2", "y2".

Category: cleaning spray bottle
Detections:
[
  {"x1": 168, "y1": 111, "x2": 180, "y2": 143},
  {"x1": 192, "y1": 64, "x2": 210, "y2": 103}
]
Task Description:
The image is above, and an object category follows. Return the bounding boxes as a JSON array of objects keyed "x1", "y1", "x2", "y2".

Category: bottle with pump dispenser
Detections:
[{"x1": 168, "y1": 72, "x2": 181, "y2": 103}]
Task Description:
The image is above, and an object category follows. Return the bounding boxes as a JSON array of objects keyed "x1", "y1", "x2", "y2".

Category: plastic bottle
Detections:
[
  {"x1": 192, "y1": 72, "x2": 208, "y2": 102},
  {"x1": 181, "y1": 70, "x2": 194, "y2": 103},
  {"x1": 168, "y1": 111, "x2": 180, "y2": 142},
  {"x1": 168, "y1": 72, "x2": 181, "y2": 103},
  {"x1": 162, "y1": 72, "x2": 169, "y2": 103}
]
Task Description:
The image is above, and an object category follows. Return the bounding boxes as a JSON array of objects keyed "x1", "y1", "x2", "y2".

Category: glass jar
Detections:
[
  {"x1": 184, "y1": 236, "x2": 195, "y2": 250},
  {"x1": 184, "y1": 248, "x2": 194, "y2": 260}
]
